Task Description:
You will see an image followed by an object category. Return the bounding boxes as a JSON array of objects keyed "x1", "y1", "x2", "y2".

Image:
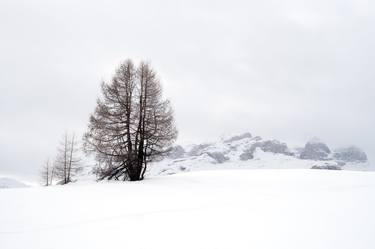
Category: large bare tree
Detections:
[{"x1": 83, "y1": 60, "x2": 177, "y2": 181}]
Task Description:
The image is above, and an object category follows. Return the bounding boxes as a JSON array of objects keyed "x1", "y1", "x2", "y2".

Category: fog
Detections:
[{"x1": 0, "y1": 0, "x2": 374, "y2": 177}]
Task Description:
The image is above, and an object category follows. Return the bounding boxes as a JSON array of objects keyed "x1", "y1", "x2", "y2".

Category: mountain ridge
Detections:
[{"x1": 147, "y1": 132, "x2": 370, "y2": 176}]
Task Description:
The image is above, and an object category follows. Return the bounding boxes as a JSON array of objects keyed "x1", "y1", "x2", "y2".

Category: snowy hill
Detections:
[
  {"x1": 148, "y1": 132, "x2": 371, "y2": 176},
  {"x1": 1, "y1": 170, "x2": 375, "y2": 249},
  {"x1": 0, "y1": 177, "x2": 28, "y2": 189}
]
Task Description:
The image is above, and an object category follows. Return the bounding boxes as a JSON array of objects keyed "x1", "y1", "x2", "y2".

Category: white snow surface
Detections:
[
  {"x1": 0, "y1": 177, "x2": 28, "y2": 189},
  {"x1": 1, "y1": 169, "x2": 375, "y2": 249}
]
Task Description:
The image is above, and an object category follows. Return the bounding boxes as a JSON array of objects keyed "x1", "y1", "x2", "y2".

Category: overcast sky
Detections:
[{"x1": 0, "y1": 0, "x2": 374, "y2": 178}]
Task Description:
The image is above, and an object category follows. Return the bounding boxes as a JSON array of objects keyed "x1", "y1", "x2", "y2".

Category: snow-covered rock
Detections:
[
  {"x1": 147, "y1": 132, "x2": 370, "y2": 176},
  {"x1": 240, "y1": 140, "x2": 292, "y2": 161},
  {"x1": 187, "y1": 143, "x2": 212, "y2": 156},
  {"x1": 207, "y1": 152, "x2": 229, "y2": 163},
  {"x1": 300, "y1": 141, "x2": 331, "y2": 160},
  {"x1": 311, "y1": 165, "x2": 341, "y2": 170},
  {"x1": 167, "y1": 145, "x2": 186, "y2": 159},
  {"x1": 333, "y1": 146, "x2": 368, "y2": 163},
  {"x1": 223, "y1": 132, "x2": 252, "y2": 143},
  {"x1": 239, "y1": 150, "x2": 254, "y2": 160}
]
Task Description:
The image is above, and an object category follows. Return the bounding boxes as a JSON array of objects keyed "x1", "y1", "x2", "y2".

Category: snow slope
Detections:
[
  {"x1": 148, "y1": 133, "x2": 371, "y2": 176},
  {"x1": 1, "y1": 169, "x2": 375, "y2": 249},
  {"x1": 0, "y1": 177, "x2": 28, "y2": 189}
]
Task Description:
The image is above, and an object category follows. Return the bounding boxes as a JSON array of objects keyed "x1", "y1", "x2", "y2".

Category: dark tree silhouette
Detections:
[{"x1": 83, "y1": 60, "x2": 177, "y2": 181}]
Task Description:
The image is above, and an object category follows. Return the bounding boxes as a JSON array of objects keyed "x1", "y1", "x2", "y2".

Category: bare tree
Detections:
[
  {"x1": 55, "y1": 132, "x2": 82, "y2": 184},
  {"x1": 50, "y1": 161, "x2": 55, "y2": 185},
  {"x1": 83, "y1": 59, "x2": 177, "y2": 181},
  {"x1": 40, "y1": 158, "x2": 54, "y2": 186}
]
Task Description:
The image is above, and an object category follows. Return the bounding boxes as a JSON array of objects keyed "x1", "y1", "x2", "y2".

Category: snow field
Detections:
[{"x1": 1, "y1": 169, "x2": 375, "y2": 249}]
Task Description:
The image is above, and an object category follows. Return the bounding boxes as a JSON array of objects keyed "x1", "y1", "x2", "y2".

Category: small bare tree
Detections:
[
  {"x1": 55, "y1": 132, "x2": 81, "y2": 184},
  {"x1": 83, "y1": 59, "x2": 177, "y2": 181},
  {"x1": 40, "y1": 158, "x2": 54, "y2": 186}
]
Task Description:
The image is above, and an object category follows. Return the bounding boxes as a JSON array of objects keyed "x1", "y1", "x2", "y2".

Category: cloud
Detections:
[{"x1": 0, "y1": 0, "x2": 374, "y2": 176}]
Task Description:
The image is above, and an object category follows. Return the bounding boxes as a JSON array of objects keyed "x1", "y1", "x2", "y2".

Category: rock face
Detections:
[
  {"x1": 147, "y1": 132, "x2": 370, "y2": 177},
  {"x1": 300, "y1": 142, "x2": 331, "y2": 160},
  {"x1": 252, "y1": 140, "x2": 292, "y2": 155},
  {"x1": 240, "y1": 140, "x2": 292, "y2": 161},
  {"x1": 167, "y1": 145, "x2": 186, "y2": 159},
  {"x1": 239, "y1": 151, "x2": 254, "y2": 161},
  {"x1": 311, "y1": 165, "x2": 341, "y2": 170},
  {"x1": 161, "y1": 133, "x2": 368, "y2": 173},
  {"x1": 333, "y1": 146, "x2": 367, "y2": 163},
  {"x1": 224, "y1": 132, "x2": 252, "y2": 143},
  {"x1": 252, "y1": 136, "x2": 262, "y2": 142},
  {"x1": 207, "y1": 152, "x2": 229, "y2": 164},
  {"x1": 188, "y1": 144, "x2": 211, "y2": 156}
]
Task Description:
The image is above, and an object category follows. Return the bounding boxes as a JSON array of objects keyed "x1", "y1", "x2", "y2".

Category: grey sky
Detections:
[{"x1": 0, "y1": 0, "x2": 374, "y2": 177}]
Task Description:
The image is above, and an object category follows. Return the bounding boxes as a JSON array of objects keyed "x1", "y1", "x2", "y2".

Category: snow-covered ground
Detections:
[
  {"x1": 0, "y1": 177, "x2": 29, "y2": 189},
  {"x1": 1, "y1": 169, "x2": 375, "y2": 249}
]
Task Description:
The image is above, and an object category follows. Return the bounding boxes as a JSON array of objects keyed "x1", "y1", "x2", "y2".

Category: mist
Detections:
[{"x1": 0, "y1": 0, "x2": 374, "y2": 177}]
